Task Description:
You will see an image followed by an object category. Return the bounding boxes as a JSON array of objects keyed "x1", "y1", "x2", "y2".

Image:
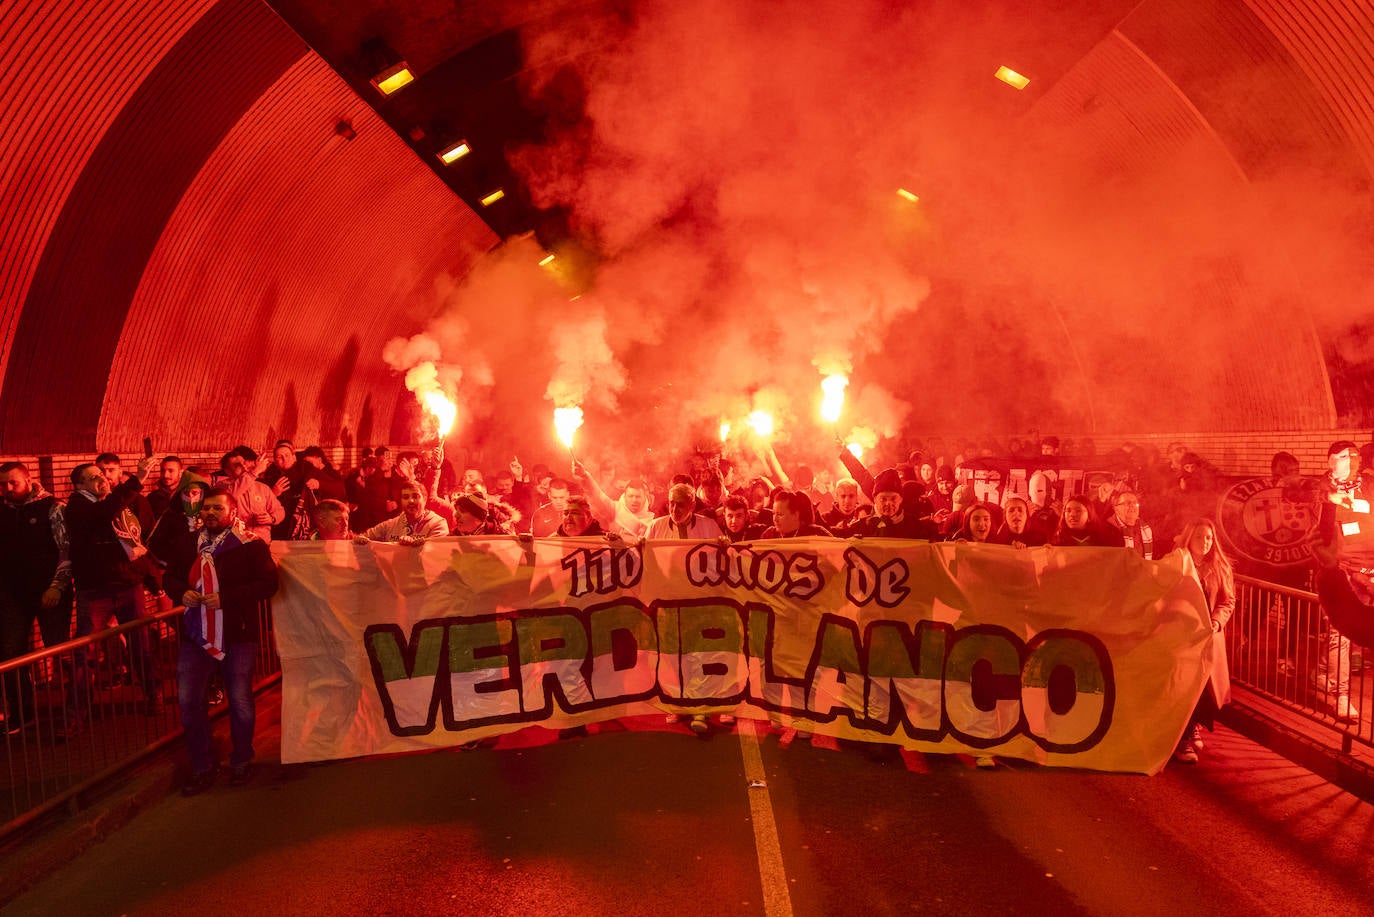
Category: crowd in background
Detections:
[{"x1": 2, "y1": 431, "x2": 1369, "y2": 767}]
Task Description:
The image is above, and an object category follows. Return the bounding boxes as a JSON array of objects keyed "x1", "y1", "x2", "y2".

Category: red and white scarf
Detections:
[{"x1": 187, "y1": 527, "x2": 237, "y2": 660}]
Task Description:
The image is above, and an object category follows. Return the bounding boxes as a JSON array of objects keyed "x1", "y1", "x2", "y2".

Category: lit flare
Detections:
[
  {"x1": 747, "y1": 410, "x2": 775, "y2": 438},
  {"x1": 820, "y1": 374, "x2": 848, "y2": 424},
  {"x1": 423, "y1": 391, "x2": 457, "y2": 437},
  {"x1": 719, "y1": 421, "x2": 731, "y2": 442},
  {"x1": 846, "y1": 442, "x2": 864, "y2": 459},
  {"x1": 554, "y1": 406, "x2": 584, "y2": 450}
]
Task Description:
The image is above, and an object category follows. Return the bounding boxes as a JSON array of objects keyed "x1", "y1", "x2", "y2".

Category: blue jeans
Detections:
[
  {"x1": 70, "y1": 586, "x2": 156, "y2": 724},
  {"x1": 177, "y1": 640, "x2": 257, "y2": 774}
]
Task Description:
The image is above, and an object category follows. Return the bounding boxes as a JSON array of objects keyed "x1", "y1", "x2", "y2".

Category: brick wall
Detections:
[{"x1": 1039, "y1": 430, "x2": 1370, "y2": 477}]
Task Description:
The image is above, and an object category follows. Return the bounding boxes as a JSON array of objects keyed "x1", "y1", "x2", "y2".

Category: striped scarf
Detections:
[
  {"x1": 1120, "y1": 522, "x2": 1154, "y2": 559},
  {"x1": 185, "y1": 527, "x2": 241, "y2": 660}
]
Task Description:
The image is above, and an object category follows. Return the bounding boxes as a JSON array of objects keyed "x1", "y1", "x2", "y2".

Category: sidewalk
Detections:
[{"x1": 1223, "y1": 685, "x2": 1374, "y2": 800}]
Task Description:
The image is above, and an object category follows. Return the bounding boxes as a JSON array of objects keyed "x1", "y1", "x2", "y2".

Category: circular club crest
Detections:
[{"x1": 1218, "y1": 477, "x2": 1319, "y2": 567}]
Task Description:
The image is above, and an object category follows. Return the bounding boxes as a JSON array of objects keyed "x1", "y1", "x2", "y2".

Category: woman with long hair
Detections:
[
  {"x1": 1173, "y1": 517, "x2": 1234, "y2": 763},
  {"x1": 1051, "y1": 496, "x2": 1125, "y2": 547},
  {"x1": 991, "y1": 495, "x2": 1047, "y2": 547}
]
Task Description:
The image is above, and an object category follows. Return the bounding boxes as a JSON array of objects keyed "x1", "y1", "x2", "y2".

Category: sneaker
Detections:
[
  {"x1": 975, "y1": 756, "x2": 997, "y2": 769},
  {"x1": 182, "y1": 767, "x2": 217, "y2": 797},
  {"x1": 1335, "y1": 696, "x2": 1361, "y2": 722},
  {"x1": 718, "y1": 714, "x2": 736, "y2": 725},
  {"x1": 1311, "y1": 670, "x2": 1334, "y2": 695},
  {"x1": 1191, "y1": 724, "x2": 1206, "y2": 751},
  {"x1": 689, "y1": 715, "x2": 709, "y2": 735},
  {"x1": 1173, "y1": 742, "x2": 1199, "y2": 765},
  {"x1": 3, "y1": 716, "x2": 29, "y2": 737},
  {"x1": 664, "y1": 714, "x2": 681, "y2": 726},
  {"x1": 229, "y1": 764, "x2": 254, "y2": 787}
]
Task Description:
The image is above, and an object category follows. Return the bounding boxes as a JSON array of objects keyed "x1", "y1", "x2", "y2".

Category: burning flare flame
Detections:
[
  {"x1": 554, "y1": 406, "x2": 584, "y2": 449},
  {"x1": 846, "y1": 442, "x2": 864, "y2": 459},
  {"x1": 820, "y1": 374, "x2": 848, "y2": 424},
  {"x1": 719, "y1": 421, "x2": 731, "y2": 442},
  {"x1": 746, "y1": 410, "x2": 775, "y2": 438},
  {"x1": 423, "y1": 391, "x2": 457, "y2": 437}
]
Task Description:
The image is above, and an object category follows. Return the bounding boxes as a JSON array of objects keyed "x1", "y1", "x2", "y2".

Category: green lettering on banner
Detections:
[
  {"x1": 746, "y1": 606, "x2": 808, "y2": 714},
  {"x1": 945, "y1": 628, "x2": 1022, "y2": 745},
  {"x1": 675, "y1": 602, "x2": 748, "y2": 703},
  {"x1": 365, "y1": 623, "x2": 445, "y2": 734},
  {"x1": 447, "y1": 618, "x2": 521, "y2": 725},
  {"x1": 515, "y1": 612, "x2": 594, "y2": 713},
  {"x1": 588, "y1": 601, "x2": 659, "y2": 701},
  {"x1": 370, "y1": 625, "x2": 442, "y2": 682},
  {"x1": 1021, "y1": 631, "x2": 1113, "y2": 752},
  {"x1": 807, "y1": 616, "x2": 866, "y2": 721},
  {"x1": 863, "y1": 621, "x2": 946, "y2": 736}
]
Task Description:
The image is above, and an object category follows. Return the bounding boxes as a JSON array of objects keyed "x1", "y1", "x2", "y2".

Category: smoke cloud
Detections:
[{"x1": 386, "y1": 0, "x2": 1374, "y2": 476}]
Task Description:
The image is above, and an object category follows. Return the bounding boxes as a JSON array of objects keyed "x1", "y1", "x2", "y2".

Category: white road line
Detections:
[{"x1": 738, "y1": 720, "x2": 794, "y2": 917}]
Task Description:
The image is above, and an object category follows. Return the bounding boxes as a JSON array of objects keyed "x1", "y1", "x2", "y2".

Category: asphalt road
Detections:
[{"x1": 8, "y1": 720, "x2": 1374, "y2": 916}]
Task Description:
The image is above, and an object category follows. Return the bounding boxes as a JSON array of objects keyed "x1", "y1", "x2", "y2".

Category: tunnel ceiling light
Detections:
[
  {"x1": 371, "y1": 61, "x2": 415, "y2": 96},
  {"x1": 539, "y1": 253, "x2": 556, "y2": 266},
  {"x1": 480, "y1": 189, "x2": 506, "y2": 207},
  {"x1": 438, "y1": 140, "x2": 471, "y2": 164},
  {"x1": 995, "y1": 66, "x2": 1030, "y2": 90},
  {"x1": 897, "y1": 188, "x2": 920, "y2": 203}
]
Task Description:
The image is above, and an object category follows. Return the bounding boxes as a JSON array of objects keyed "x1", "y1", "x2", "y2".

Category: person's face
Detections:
[
  {"x1": 316, "y1": 508, "x2": 349, "y2": 540},
  {"x1": 549, "y1": 486, "x2": 570, "y2": 512},
  {"x1": 77, "y1": 466, "x2": 110, "y2": 498},
  {"x1": 562, "y1": 504, "x2": 592, "y2": 535},
  {"x1": 1169, "y1": 447, "x2": 1186, "y2": 469},
  {"x1": 1028, "y1": 474, "x2": 1048, "y2": 507},
  {"x1": 724, "y1": 505, "x2": 749, "y2": 533},
  {"x1": 304, "y1": 455, "x2": 324, "y2": 470},
  {"x1": 537, "y1": 475, "x2": 552, "y2": 496},
  {"x1": 1189, "y1": 524, "x2": 1215, "y2": 560},
  {"x1": 493, "y1": 473, "x2": 514, "y2": 495},
  {"x1": 835, "y1": 485, "x2": 859, "y2": 514},
  {"x1": 748, "y1": 486, "x2": 768, "y2": 509},
  {"x1": 919, "y1": 463, "x2": 935, "y2": 484},
  {"x1": 1063, "y1": 501, "x2": 1090, "y2": 530},
  {"x1": 97, "y1": 460, "x2": 122, "y2": 487},
  {"x1": 456, "y1": 507, "x2": 483, "y2": 534},
  {"x1": 1004, "y1": 501, "x2": 1027, "y2": 533},
  {"x1": 224, "y1": 455, "x2": 247, "y2": 480},
  {"x1": 159, "y1": 460, "x2": 182, "y2": 488},
  {"x1": 772, "y1": 499, "x2": 798, "y2": 536},
  {"x1": 378, "y1": 452, "x2": 395, "y2": 472},
  {"x1": 622, "y1": 486, "x2": 648, "y2": 514},
  {"x1": 1041, "y1": 444, "x2": 1055, "y2": 455},
  {"x1": 874, "y1": 491, "x2": 901, "y2": 518},
  {"x1": 1, "y1": 468, "x2": 32, "y2": 504},
  {"x1": 200, "y1": 495, "x2": 235, "y2": 532},
  {"x1": 463, "y1": 469, "x2": 482, "y2": 486},
  {"x1": 1331, "y1": 448, "x2": 1358, "y2": 483},
  {"x1": 274, "y1": 446, "x2": 294, "y2": 469},
  {"x1": 935, "y1": 478, "x2": 953, "y2": 496},
  {"x1": 668, "y1": 491, "x2": 694, "y2": 524},
  {"x1": 183, "y1": 484, "x2": 205, "y2": 506},
  {"x1": 701, "y1": 479, "x2": 722, "y2": 503},
  {"x1": 1114, "y1": 494, "x2": 1141, "y2": 527},
  {"x1": 969, "y1": 508, "x2": 993, "y2": 541},
  {"x1": 400, "y1": 486, "x2": 426, "y2": 518}
]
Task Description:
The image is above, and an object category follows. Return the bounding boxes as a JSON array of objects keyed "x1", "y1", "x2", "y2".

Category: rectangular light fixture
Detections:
[
  {"x1": 897, "y1": 188, "x2": 920, "y2": 203},
  {"x1": 480, "y1": 189, "x2": 505, "y2": 207},
  {"x1": 539, "y1": 254, "x2": 556, "y2": 266},
  {"x1": 438, "y1": 140, "x2": 471, "y2": 164},
  {"x1": 995, "y1": 66, "x2": 1030, "y2": 90},
  {"x1": 371, "y1": 61, "x2": 415, "y2": 96}
]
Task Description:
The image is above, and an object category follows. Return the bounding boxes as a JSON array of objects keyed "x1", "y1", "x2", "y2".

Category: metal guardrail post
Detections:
[{"x1": 1, "y1": 599, "x2": 278, "y2": 840}]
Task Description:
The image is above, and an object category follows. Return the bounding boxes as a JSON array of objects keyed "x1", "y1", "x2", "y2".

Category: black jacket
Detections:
[
  {"x1": 65, "y1": 476, "x2": 145, "y2": 590},
  {"x1": 162, "y1": 529, "x2": 279, "y2": 645}
]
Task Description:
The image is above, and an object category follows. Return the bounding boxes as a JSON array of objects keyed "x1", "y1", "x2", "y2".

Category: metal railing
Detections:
[
  {"x1": 0, "y1": 599, "x2": 279, "y2": 839},
  {"x1": 1229, "y1": 575, "x2": 1370, "y2": 754}
]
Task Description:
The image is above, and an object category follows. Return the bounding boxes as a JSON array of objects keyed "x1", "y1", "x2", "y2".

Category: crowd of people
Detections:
[{"x1": 1, "y1": 431, "x2": 1369, "y2": 783}]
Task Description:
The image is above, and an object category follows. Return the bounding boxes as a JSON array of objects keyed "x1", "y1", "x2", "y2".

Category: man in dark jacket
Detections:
[
  {"x1": 163, "y1": 487, "x2": 278, "y2": 794},
  {"x1": 66, "y1": 457, "x2": 160, "y2": 734},
  {"x1": 0, "y1": 462, "x2": 73, "y2": 733}
]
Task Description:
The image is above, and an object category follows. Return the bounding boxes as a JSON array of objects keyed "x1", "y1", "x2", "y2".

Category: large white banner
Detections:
[{"x1": 270, "y1": 538, "x2": 1215, "y2": 774}]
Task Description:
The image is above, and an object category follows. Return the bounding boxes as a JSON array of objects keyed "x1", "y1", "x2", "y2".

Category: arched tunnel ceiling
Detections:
[{"x1": 5, "y1": 0, "x2": 1374, "y2": 458}]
